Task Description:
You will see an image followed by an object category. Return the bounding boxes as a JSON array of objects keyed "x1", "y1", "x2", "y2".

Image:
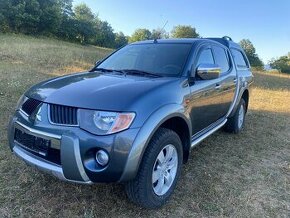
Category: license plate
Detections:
[{"x1": 14, "y1": 128, "x2": 50, "y2": 156}]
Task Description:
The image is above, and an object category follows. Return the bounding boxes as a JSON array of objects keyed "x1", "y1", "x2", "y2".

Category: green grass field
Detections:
[{"x1": 0, "y1": 34, "x2": 289, "y2": 217}]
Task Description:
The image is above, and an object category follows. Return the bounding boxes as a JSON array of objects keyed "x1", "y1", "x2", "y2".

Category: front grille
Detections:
[
  {"x1": 14, "y1": 128, "x2": 61, "y2": 165},
  {"x1": 49, "y1": 104, "x2": 78, "y2": 125},
  {"x1": 21, "y1": 98, "x2": 42, "y2": 116}
]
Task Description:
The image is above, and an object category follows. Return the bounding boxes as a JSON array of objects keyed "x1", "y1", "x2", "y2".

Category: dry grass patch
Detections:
[{"x1": 0, "y1": 34, "x2": 289, "y2": 217}]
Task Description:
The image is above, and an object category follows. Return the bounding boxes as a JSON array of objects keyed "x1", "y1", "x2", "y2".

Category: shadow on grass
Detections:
[{"x1": 1, "y1": 109, "x2": 287, "y2": 217}]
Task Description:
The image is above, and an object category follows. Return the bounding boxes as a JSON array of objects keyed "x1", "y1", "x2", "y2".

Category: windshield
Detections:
[{"x1": 97, "y1": 43, "x2": 192, "y2": 77}]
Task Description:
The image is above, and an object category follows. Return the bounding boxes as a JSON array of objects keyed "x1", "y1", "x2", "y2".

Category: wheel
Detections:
[
  {"x1": 224, "y1": 98, "x2": 246, "y2": 133},
  {"x1": 125, "y1": 128, "x2": 183, "y2": 208}
]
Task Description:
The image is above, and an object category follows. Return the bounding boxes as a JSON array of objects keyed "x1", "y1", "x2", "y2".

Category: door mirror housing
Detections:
[{"x1": 196, "y1": 64, "x2": 221, "y2": 80}]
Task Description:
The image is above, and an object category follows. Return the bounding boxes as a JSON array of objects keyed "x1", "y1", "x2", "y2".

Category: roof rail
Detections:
[{"x1": 222, "y1": 36, "x2": 232, "y2": 41}]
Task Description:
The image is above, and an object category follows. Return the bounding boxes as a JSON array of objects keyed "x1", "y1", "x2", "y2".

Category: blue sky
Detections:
[{"x1": 73, "y1": 0, "x2": 290, "y2": 63}]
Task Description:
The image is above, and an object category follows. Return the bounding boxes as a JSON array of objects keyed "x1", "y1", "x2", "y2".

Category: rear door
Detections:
[{"x1": 212, "y1": 45, "x2": 236, "y2": 117}]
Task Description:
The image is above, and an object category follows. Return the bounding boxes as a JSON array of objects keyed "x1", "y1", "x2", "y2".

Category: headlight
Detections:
[{"x1": 79, "y1": 109, "x2": 135, "y2": 135}]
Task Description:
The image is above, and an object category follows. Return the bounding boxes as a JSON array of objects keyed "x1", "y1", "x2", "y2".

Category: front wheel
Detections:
[{"x1": 125, "y1": 128, "x2": 183, "y2": 208}]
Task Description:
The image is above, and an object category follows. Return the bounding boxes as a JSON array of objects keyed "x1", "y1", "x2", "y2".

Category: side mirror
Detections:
[{"x1": 196, "y1": 64, "x2": 221, "y2": 80}]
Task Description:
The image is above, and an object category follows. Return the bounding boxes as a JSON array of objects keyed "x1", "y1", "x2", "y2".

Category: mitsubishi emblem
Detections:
[{"x1": 36, "y1": 107, "x2": 42, "y2": 122}]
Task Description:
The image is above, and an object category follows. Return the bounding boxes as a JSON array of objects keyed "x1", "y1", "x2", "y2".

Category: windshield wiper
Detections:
[
  {"x1": 92, "y1": 68, "x2": 125, "y2": 74},
  {"x1": 121, "y1": 69, "x2": 162, "y2": 78},
  {"x1": 92, "y1": 68, "x2": 162, "y2": 77}
]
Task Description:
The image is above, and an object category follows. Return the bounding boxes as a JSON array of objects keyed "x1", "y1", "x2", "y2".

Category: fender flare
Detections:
[
  {"x1": 119, "y1": 103, "x2": 191, "y2": 182},
  {"x1": 228, "y1": 86, "x2": 250, "y2": 118}
]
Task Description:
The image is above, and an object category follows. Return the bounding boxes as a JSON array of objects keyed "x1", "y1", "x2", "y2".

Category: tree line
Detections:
[
  {"x1": 0, "y1": 0, "x2": 126, "y2": 48},
  {"x1": 269, "y1": 53, "x2": 290, "y2": 74},
  {"x1": 1, "y1": 0, "x2": 288, "y2": 73},
  {"x1": 0, "y1": 0, "x2": 201, "y2": 49}
]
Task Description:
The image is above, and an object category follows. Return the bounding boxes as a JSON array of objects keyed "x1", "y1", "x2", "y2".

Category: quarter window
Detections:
[{"x1": 213, "y1": 46, "x2": 230, "y2": 73}]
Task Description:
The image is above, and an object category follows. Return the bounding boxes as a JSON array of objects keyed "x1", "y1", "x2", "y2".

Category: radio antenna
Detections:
[
  {"x1": 161, "y1": 20, "x2": 168, "y2": 32},
  {"x1": 154, "y1": 20, "x2": 168, "y2": 42}
]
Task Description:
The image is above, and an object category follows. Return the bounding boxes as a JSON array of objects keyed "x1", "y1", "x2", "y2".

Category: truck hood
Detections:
[{"x1": 26, "y1": 71, "x2": 178, "y2": 111}]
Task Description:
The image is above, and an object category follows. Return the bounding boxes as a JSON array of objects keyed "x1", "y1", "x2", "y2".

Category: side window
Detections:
[
  {"x1": 213, "y1": 46, "x2": 230, "y2": 73},
  {"x1": 196, "y1": 48, "x2": 214, "y2": 66},
  {"x1": 230, "y1": 49, "x2": 249, "y2": 69}
]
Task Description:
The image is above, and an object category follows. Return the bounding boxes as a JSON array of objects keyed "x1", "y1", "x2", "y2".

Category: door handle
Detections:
[
  {"x1": 233, "y1": 78, "x2": 237, "y2": 84},
  {"x1": 215, "y1": 84, "x2": 221, "y2": 89}
]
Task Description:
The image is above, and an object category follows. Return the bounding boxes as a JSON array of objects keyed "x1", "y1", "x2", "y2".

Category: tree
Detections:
[
  {"x1": 74, "y1": 3, "x2": 94, "y2": 22},
  {"x1": 240, "y1": 39, "x2": 256, "y2": 56},
  {"x1": 57, "y1": 17, "x2": 79, "y2": 41},
  {"x1": 60, "y1": 0, "x2": 73, "y2": 16},
  {"x1": 20, "y1": 0, "x2": 42, "y2": 34},
  {"x1": 0, "y1": 12, "x2": 9, "y2": 32},
  {"x1": 114, "y1": 32, "x2": 128, "y2": 48},
  {"x1": 129, "y1": 28, "x2": 152, "y2": 42},
  {"x1": 3, "y1": 0, "x2": 42, "y2": 34},
  {"x1": 151, "y1": 28, "x2": 169, "y2": 39},
  {"x1": 94, "y1": 20, "x2": 115, "y2": 48},
  {"x1": 269, "y1": 55, "x2": 290, "y2": 74},
  {"x1": 171, "y1": 25, "x2": 199, "y2": 38},
  {"x1": 75, "y1": 19, "x2": 96, "y2": 44},
  {"x1": 57, "y1": 0, "x2": 75, "y2": 41},
  {"x1": 37, "y1": 0, "x2": 62, "y2": 34},
  {"x1": 73, "y1": 3, "x2": 96, "y2": 44},
  {"x1": 239, "y1": 39, "x2": 264, "y2": 69},
  {"x1": 0, "y1": 0, "x2": 12, "y2": 32},
  {"x1": 0, "y1": 0, "x2": 64, "y2": 34}
]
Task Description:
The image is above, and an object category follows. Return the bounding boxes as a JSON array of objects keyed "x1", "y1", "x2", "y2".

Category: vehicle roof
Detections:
[{"x1": 131, "y1": 37, "x2": 243, "y2": 50}]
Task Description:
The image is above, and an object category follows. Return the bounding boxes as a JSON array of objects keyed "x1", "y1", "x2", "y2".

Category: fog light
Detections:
[{"x1": 95, "y1": 150, "x2": 109, "y2": 166}]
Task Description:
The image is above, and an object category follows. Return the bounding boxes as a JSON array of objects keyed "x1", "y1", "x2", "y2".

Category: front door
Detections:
[{"x1": 188, "y1": 45, "x2": 225, "y2": 135}]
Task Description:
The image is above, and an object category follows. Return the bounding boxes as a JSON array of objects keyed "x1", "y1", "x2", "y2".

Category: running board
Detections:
[{"x1": 191, "y1": 119, "x2": 227, "y2": 148}]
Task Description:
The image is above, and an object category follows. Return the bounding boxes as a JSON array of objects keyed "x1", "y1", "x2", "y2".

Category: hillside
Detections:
[{"x1": 0, "y1": 34, "x2": 289, "y2": 217}]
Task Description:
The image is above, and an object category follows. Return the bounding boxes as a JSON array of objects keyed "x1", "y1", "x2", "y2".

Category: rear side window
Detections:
[
  {"x1": 231, "y1": 49, "x2": 249, "y2": 69},
  {"x1": 213, "y1": 46, "x2": 230, "y2": 73},
  {"x1": 196, "y1": 49, "x2": 214, "y2": 66}
]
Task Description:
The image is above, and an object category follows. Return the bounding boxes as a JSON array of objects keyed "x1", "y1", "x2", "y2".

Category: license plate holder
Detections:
[{"x1": 14, "y1": 128, "x2": 50, "y2": 156}]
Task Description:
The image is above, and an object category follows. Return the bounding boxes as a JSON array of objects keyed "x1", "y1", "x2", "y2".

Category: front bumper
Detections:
[
  {"x1": 8, "y1": 106, "x2": 140, "y2": 183},
  {"x1": 13, "y1": 145, "x2": 88, "y2": 183}
]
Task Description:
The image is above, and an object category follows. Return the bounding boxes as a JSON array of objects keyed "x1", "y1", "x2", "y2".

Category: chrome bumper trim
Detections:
[
  {"x1": 15, "y1": 121, "x2": 61, "y2": 140},
  {"x1": 13, "y1": 145, "x2": 65, "y2": 180},
  {"x1": 13, "y1": 145, "x2": 92, "y2": 184}
]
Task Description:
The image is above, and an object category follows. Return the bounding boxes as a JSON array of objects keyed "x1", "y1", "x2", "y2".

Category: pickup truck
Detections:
[{"x1": 8, "y1": 36, "x2": 253, "y2": 208}]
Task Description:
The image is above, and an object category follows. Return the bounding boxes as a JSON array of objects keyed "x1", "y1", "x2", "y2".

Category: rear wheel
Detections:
[
  {"x1": 125, "y1": 128, "x2": 183, "y2": 208},
  {"x1": 224, "y1": 98, "x2": 246, "y2": 133}
]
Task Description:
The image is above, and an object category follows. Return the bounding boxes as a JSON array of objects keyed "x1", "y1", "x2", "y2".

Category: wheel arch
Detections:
[
  {"x1": 229, "y1": 87, "x2": 250, "y2": 118},
  {"x1": 119, "y1": 104, "x2": 191, "y2": 182},
  {"x1": 241, "y1": 89, "x2": 249, "y2": 112},
  {"x1": 159, "y1": 117, "x2": 191, "y2": 163}
]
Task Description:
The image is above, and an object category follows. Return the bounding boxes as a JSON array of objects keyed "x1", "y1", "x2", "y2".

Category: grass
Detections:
[{"x1": 0, "y1": 34, "x2": 289, "y2": 217}]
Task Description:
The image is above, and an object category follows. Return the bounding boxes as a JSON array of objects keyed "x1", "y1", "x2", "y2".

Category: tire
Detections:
[
  {"x1": 125, "y1": 128, "x2": 183, "y2": 209},
  {"x1": 224, "y1": 98, "x2": 246, "y2": 133}
]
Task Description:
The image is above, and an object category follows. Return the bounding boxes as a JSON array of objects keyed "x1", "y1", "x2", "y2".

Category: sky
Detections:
[{"x1": 73, "y1": 0, "x2": 290, "y2": 63}]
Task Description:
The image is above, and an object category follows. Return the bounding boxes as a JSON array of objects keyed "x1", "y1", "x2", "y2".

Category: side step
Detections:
[{"x1": 191, "y1": 119, "x2": 227, "y2": 148}]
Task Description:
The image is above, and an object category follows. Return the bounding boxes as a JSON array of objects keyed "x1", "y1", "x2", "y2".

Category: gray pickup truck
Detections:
[{"x1": 8, "y1": 36, "x2": 253, "y2": 208}]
